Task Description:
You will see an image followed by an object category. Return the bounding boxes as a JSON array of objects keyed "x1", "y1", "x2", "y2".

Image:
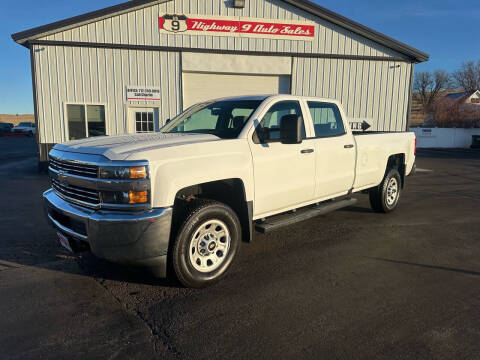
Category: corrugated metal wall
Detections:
[
  {"x1": 41, "y1": 0, "x2": 404, "y2": 58},
  {"x1": 33, "y1": 44, "x2": 181, "y2": 143},
  {"x1": 292, "y1": 58, "x2": 414, "y2": 131},
  {"x1": 33, "y1": 0, "x2": 414, "y2": 143}
]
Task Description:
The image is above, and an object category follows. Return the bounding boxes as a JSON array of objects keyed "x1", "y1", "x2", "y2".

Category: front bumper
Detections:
[{"x1": 43, "y1": 189, "x2": 172, "y2": 276}]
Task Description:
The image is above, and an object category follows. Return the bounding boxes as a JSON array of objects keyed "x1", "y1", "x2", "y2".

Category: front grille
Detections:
[
  {"x1": 52, "y1": 178, "x2": 100, "y2": 206},
  {"x1": 49, "y1": 157, "x2": 98, "y2": 178}
]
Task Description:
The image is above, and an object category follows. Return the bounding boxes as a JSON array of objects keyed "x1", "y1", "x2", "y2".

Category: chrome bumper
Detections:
[{"x1": 43, "y1": 189, "x2": 172, "y2": 276}]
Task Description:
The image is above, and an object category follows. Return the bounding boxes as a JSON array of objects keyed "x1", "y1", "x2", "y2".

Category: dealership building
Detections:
[{"x1": 12, "y1": 0, "x2": 428, "y2": 168}]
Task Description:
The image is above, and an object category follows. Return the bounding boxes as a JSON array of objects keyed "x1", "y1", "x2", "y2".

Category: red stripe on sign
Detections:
[
  {"x1": 128, "y1": 98, "x2": 161, "y2": 101},
  {"x1": 187, "y1": 19, "x2": 314, "y2": 37}
]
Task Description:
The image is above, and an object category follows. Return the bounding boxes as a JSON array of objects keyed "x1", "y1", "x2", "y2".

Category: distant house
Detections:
[{"x1": 444, "y1": 90, "x2": 480, "y2": 105}]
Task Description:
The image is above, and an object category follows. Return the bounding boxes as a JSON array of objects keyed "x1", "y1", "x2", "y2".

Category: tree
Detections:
[
  {"x1": 433, "y1": 97, "x2": 480, "y2": 128},
  {"x1": 413, "y1": 70, "x2": 451, "y2": 113},
  {"x1": 453, "y1": 60, "x2": 480, "y2": 92}
]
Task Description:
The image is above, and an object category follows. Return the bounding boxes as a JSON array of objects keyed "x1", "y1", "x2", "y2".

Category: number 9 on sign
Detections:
[{"x1": 162, "y1": 17, "x2": 188, "y2": 33}]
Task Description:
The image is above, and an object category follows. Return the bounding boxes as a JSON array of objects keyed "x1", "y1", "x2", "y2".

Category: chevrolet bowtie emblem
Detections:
[{"x1": 57, "y1": 171, "x2": 68, "y2": 184}]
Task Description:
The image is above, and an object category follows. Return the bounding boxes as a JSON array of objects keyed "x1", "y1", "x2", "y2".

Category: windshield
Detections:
[
  {"x1": 161, "y1": 99, "x2": 263, "y2": 139},
  {"x1": 18, "y1": 122, "x2": 32, "y2": 127}
]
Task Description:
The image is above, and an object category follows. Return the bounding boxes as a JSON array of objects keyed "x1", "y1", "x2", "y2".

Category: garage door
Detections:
[{"x1": 182, "y1": 73, "x2": 291, "y2": 109}]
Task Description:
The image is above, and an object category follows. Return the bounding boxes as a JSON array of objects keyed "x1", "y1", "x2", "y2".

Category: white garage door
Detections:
[{"x1": 182, "y1": 73, "x2": 291, "y2": 109}]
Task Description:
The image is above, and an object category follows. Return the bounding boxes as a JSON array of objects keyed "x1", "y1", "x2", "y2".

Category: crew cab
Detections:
[{"x1": 43, "y1": 95, "x2": 416, "y2": 288}]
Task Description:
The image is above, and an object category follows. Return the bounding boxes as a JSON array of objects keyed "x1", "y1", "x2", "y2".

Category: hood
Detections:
[{"x1": 54, "y1": 133, "x2": 221, "y2": 160}]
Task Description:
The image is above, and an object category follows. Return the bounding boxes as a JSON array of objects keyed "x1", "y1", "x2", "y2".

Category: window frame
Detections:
[
  {"x1": 305, "y1": 101, "x2": 347, "y2": 139},
  {"x1": 64, "y1": 102, "x2": 107, "y2": 141},
  {"x1": 252, "y1": 99, "x2": 308, "y2": 144}
]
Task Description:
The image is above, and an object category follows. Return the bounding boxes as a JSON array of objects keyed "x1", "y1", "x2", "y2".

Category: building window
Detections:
[
  {"x1": 66, "y1": 104, "x2": 106, "y2": 140},
  {"x1": 471, "y1": 98, "x2": 480, "y2": 104},
  {"x1": 135, "y1": 111, "x2": 155, "y2": 133}
]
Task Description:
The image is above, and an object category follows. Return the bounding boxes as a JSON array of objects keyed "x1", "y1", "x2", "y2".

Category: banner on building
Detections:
[{"x1": 159, "y1": 14, "x2": 315, "y2": 41}]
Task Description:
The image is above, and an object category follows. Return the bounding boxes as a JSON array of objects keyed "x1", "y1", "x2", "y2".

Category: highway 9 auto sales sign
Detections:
[{"x1": 159, "y1": 14, "x2": 315, "y2": 41}]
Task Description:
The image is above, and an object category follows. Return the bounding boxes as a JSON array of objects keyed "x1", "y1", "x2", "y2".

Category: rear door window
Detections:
[{"x1": 307, "y1": 102, "x2": 346, "y2": 138}]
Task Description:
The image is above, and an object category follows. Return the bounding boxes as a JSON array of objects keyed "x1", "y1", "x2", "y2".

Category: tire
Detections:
[
  {"x1": 369, "y1": 168, "x2": 402, "y2": 213},
  {"x1": 172, "y1": 200, "x2": 241, "y2": 288}
]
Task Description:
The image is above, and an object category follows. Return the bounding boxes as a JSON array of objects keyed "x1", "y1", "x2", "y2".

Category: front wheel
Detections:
[
  {"x1": 369, "y1": 169, "x2": 402, "y2": 213},
  {"x1": 172, "y1": 200, "x2": 241, "y2": 288}
]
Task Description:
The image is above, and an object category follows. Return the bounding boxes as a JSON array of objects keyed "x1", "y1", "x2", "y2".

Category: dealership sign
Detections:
[
  {"x1": 159, "y1": 14, "x2": 315, "y2": 41},
  {"x1": 126, "y1": 86, "x2": 161, "y2": 102}
]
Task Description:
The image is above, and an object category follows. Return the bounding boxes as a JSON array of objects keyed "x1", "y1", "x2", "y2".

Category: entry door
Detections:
[
  {"x1": 128, "y1": 107, "x2": 159, "y2": 133},
  {"x1": 249, "y1": 100, "x2": 316, "y2": 217},
  {"x1": 306, "y1": 101, "x2": 356, "y2": 198}
]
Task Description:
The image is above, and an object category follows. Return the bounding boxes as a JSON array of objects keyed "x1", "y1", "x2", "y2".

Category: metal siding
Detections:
[
  {"x1": 33, "y1": 45, "x2": 181, "y2": 143},
  {"x1": 292, "y1": 57, "x2": 411, "y2": 131},
  {"x1": 42, "y1": 0, "x2": 405, "y2": 59},
  {"x1": 32, "y1": 0, "x2": 414, "y2": 142}
]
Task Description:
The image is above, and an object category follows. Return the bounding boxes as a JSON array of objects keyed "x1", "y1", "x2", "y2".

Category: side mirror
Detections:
[{"x1": 280, "y1": 114, "x2": 303, "y2": 144}]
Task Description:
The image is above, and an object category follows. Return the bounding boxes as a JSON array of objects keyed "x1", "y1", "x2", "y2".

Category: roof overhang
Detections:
[
  {"x1": 11, "y1": 0, "x2": 170, "y2": 46},
  {"x1": 11, "y1": 0, "x2": 429, "y2": 63}
]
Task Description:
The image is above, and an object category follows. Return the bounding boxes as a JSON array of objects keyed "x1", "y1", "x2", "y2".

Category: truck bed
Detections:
[{"x1": 353, "y1": 131, "x2": 416, "y2": 191}]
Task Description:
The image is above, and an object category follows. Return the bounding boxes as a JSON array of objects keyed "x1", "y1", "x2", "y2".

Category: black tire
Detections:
[
  {"x1": 369, "y1": 168, "x2": 402, "y2": 213},
  {"x1": 172, "y1": 200, "x2": 241, "y2": 288}
]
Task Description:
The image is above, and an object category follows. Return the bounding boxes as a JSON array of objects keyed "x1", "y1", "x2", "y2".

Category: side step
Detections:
[{"x1": 255, "y1": 198, "x2": 357, "y2": 234}]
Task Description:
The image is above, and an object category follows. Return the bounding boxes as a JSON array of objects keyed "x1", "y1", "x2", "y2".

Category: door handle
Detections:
[
  {"x1": 344, "y1": 144, "x2": 355, "y2": 149},
  {"x1": 301, "y1": 149, "x2": 315, "y2": 154}
]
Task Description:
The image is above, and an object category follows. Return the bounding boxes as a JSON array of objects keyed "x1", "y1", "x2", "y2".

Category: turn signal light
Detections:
[
  {"x1": 129, "y1": 191, "x2": 148, "y2": 204},
  {"x1": 130, "y1": 166, "x2": 147, "y2": 179}
]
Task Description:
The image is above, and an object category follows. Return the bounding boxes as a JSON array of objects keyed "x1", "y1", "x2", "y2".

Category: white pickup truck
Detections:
[{"x1": 44, "y1": 95, "x2": 416, "y2": 288}]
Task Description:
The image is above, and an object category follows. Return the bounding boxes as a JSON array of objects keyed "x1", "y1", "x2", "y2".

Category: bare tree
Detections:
[
  {"x1": 434, "y1": 97, "x2": 480, "y2": 128},
  {"x1": 453, "y1": 60, "x2": 480, "y2": 92},
  {"x1": 414, "y1": 70, "x2": 451, "y2": 113}
]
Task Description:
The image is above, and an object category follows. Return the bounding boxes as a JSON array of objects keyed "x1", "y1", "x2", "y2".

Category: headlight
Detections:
[{"x1": 99, "y1": 166, "x2": 148, "y2": 179}]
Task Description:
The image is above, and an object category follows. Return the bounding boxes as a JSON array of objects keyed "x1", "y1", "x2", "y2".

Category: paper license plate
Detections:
[{"x1": 57, "y1": 232, "x2": 73, "y2": 253}]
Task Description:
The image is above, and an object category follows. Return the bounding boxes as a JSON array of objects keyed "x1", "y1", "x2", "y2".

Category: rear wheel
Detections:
[
  {"x1": 369, "y1": 168, "x2": 402, "y2": 213},
  {"x1": 172, "y1": 200, "x2": 241, "y2": 288}
]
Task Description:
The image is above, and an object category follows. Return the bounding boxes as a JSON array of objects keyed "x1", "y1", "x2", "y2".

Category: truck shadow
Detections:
[
  {"x1": 339, "y1": 206, "x2": 374, "y2": 214},
  {"x1": 75, "y1": 252, "x2": 183, "y2": 288}
]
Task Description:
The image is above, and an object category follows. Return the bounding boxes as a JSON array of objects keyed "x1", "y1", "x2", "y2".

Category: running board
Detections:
[{"x1": 255, "y1": 198, "x2": 358, "y2": 234}]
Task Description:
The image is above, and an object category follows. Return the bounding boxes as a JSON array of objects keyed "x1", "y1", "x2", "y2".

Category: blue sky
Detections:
[{"x1": 1, "y1": 0, "x2": 478, "y2": 114}]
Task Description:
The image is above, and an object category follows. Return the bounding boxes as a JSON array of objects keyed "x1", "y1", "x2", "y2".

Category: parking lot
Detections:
[{"x1": 0, "y1": 137, "x2": 479, "y2": 359}]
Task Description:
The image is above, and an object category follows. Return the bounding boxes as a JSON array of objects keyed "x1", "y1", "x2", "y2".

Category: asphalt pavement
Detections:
[{"x1": 0, "y1": 138, "x2": 479, "y2": 359}]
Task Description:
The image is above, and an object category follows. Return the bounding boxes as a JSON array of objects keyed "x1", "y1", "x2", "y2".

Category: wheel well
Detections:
[
  {"x1": 386, "y1": 154, "x2": 406, "y2": 188},
  {"x1": 173, "y1": 179, "x2": 253, "y2": 243}
]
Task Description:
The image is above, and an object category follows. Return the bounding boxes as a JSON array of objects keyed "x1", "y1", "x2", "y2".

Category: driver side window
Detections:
[{"x1": 254, "y1": 101, "x2": 306, "y2": 144}]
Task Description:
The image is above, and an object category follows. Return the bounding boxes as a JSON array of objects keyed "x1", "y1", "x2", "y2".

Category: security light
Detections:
[{"x1": 233, "y1": 0, "x2": 245, "y2": 8}]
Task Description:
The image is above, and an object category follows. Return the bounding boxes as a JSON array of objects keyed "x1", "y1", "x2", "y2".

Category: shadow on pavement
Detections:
[
  {"x1": 339, "y1": 206, "x2": 374, "y2": 214},
  {"x1": 75, "y1": 252, "x2": 183, "y2": 288}
]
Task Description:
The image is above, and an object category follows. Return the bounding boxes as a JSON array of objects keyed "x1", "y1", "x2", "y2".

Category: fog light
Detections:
[
  {"x1": 129, "y1": 191, "x2": 148, "y2": 204},
  {"x1": 130, "y1": 166, "x2": 147, "y2": 179}
]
